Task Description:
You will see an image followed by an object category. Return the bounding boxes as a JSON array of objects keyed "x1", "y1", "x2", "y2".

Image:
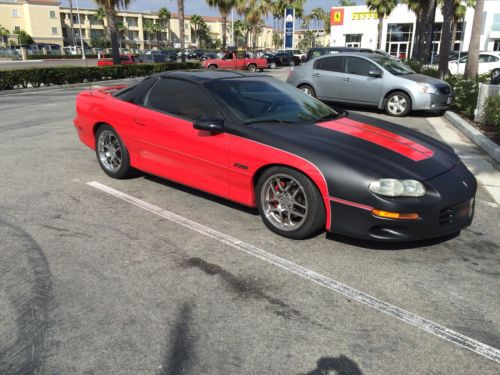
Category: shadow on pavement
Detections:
[{"x1": 300, "y1": 355, "x2": 363, "y2": 375}]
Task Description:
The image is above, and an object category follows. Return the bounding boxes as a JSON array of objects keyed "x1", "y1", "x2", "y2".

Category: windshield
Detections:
[
  {"x1": 204, "y1": 78, "x2": 339, "y2": 124},
  {"x1": 370, "y1": 56, "x2": 414, "y2": 75}
]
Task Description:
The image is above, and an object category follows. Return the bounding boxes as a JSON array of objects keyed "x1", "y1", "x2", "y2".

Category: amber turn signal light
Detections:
[{"x1": 372, "y1": 209, "x2": 419, "y2": 220}]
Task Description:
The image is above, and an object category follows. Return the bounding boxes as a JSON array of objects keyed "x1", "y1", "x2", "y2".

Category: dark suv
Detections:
[{"x1": 305, "y1": 47, "x2": 373, "y2": 62}]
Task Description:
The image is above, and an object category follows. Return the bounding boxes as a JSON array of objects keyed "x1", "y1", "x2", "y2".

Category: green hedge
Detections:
[
  {"x1": 27, "y1": 54, "x2": 99, "y2": 60},
  {"x1": 0, "y1": 62, "x2": 201, "y2": 90},
  {"x1": 483, "y1": 94, "x2": 500, "y2": 131}
]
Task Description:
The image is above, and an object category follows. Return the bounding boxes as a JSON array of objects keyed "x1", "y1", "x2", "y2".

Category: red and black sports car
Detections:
[{"x1": 74, "y1": 70, "x2": 476, "y2": 241}]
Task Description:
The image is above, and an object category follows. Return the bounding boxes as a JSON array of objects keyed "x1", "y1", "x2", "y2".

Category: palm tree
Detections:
[
  {"x1": 94, "y1": 0, "x2": 131, "y2": 64},
  {"x1": 206, "y1": 0, "x2": 238, "y2": 49},
  {"x1": 0, "y1": 25, "x2": 9, "y2": 46},
  {"x1": 464, "y1": 0, "x2": 484, "y2": 78},
  {"x1": 95, "y1": 7, "x2": 109, "y2": 40},
  {"x1": 450, "y1": 1, "x2": 474, "y2": 52},
  {"x1": 158, "y1": 7, "x2": 171, "y2": 47},
  {"x1": 177, "y1": 0, "x2": 186, "y2": 62},
  {"x1": 366, "y1": 0, "x2": 398, "y2": 50},
  {"x1": 421, "y1": 0, "x2": 437, "y2": 63},
  {"x1": 237, "y1": 1, "x2": 271, "y2": 50},
  {"x1": 310, "y1": 7, "x2": 326, "y2": 47},
  {"x1": 115, "y1": 21, "x2": 127, "y2": 49},
  {"x1": 190, "y1": 14, "x2": 203, "y2": 47},
  {"x1": 143, "y1": 19, "x2": 155, "y2": 49},
  {"x1": 438, "y1": 0, "x2": 454, "y2": 78},
  {"x1": 339, "y1": 0, "x2": 356, "y2": 5}
]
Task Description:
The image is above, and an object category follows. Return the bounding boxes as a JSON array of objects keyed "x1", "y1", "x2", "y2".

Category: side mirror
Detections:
[
  {"x1": 193, "y1": 117, "x2": 225, "y2": 133},
  {"x1": 368, "y1": 70, "x2": 382, "y2": 78}
]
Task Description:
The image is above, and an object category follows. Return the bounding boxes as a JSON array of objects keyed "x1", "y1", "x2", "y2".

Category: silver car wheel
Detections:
[
  {"x1": 260, "y1": 173, "x2": 308, "y2": 231},
  {"x1": 97, "y1": 130, "x2": 122, "y2": 172},
  {"x1": 269, "y1": 62, "x2": 277, "y2": 69},
  {"x1": 300, "y1": 86, "x2": 313, "y2": 96},
  {"x1": 387, "y1": 95, "x2": 407, "y2": 115}
]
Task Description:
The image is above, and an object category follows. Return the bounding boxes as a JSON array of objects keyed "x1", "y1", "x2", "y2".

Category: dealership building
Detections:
[{"x1": 329, "y1": 1, "x2": 500, "y2": 59}]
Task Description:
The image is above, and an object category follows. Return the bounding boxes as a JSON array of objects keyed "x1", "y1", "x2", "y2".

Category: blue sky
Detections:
[{"x1": 64, "y1": 1, "x2": 363, "y2": 20}]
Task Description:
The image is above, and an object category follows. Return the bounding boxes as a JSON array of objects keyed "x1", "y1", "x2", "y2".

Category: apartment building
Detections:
[{"x1": 0, "y1": 0, "x2": 274, "y2": 49}]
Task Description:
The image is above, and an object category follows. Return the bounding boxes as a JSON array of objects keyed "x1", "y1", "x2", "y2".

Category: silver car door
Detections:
[
  {"x1": 340, "y1": 56, "x2": 383, "y2": 105},
  {"x1": 311, "y1": 56, "x2": 344, "y2": 100}
]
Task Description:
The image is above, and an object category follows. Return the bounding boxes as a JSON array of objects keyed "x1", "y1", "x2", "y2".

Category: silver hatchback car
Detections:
[{"x1": 287, "y1": 53, "x2": 452, "y2": 117}]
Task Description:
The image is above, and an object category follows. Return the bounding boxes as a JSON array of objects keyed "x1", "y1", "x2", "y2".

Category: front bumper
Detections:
[
  {"x1": 412, "y1": 92, "x2": 453, "y2": 111},
  {"x1": 328, "y1": 162, "x2": 476, "y2": 241}
]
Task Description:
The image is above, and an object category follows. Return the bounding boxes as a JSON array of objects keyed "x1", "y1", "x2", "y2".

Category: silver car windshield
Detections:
[{"x1": 370, "y1": 56, "x2": 415, "y2": 75}]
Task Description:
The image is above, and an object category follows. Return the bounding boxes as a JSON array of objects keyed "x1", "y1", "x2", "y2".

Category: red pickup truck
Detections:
[
  {"x1": 97, "y1": 54, "x2": 138, "y2": 66},
  {"x1": 202, "y1": 51, "x2": 267, "y2": 72}
]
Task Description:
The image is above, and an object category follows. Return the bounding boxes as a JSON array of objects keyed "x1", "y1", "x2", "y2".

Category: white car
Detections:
[{"x1": 448, "y1": 52, "x2": 500, "y2": 77}]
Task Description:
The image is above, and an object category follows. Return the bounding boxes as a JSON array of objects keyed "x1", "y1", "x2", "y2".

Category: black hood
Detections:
[{"x1": 230, "y1": 112, "x2": 459, "y2": 197}]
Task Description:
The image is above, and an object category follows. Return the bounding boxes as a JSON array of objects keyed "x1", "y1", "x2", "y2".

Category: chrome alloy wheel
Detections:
[
  {"x1": 97, "y1": 130, "x2": 122, "y2": 172},
  {"x1": 260, "y1": 173, "x2": 308, "y2": 231},
  {"x1": 387, "y1": 95, "x2": 407, "y2": 115},
  {"x1": 300, "y1": 86, "x2": 313, "y2": 96}
]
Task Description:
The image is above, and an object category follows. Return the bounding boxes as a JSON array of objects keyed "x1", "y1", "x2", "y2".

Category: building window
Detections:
[
  {"x1": 12, "y1": 9, "x2": 19, "y2": 17},
  {"x1": 493, "y1": 14, "x2": 500, "y2": 32},
  {"x1": 52, "y1": 27, "x2": 58, "y2": 35},
  {"x1": 345, "y1": 34, "x2": 361, "y2": 48},
  {"x1": 453, "y1": 22, "x2": 465, "y2": 51},
  {"x1": 14, "y1": 26, "x2": 20, "y2": 32},
  {"x1": 385, "y1": 23, "x2": 413, "y2": 59},
  {"x1": 126, "y1": 17, "x2": 138, "y2": 27},
  {"x1": 494, "y1": 39, "x2": 500, "y2": 51},
  {"x1": 49, "y1": 10, "x2": 56, "y2": 19}
]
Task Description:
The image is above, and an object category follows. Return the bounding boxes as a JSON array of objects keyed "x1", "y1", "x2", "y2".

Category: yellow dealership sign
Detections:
[{"x1": 352, "y1": 11, "x2": 379, "y2": 21}]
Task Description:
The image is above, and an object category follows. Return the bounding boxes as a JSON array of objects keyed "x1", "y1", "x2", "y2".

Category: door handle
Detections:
[
  {"x1": 134, "y1": 119, "x2": 146, "y2": 126},
  {"x1": 313, "y1": 73, "x2": 321, "y2": 77},
  {"x1": 343, "y1": 78, "x2": 351, "y2": 82}
]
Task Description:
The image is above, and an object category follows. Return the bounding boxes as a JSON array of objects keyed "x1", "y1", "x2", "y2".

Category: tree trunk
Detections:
[
  {"x1": 178, "y1": 0, "x2": 185, "y2": 62},
  {"x1": 411, "y1": 9, "x2": 423, "y2": 59},
  {"x1": 464, "y1": 0, "x2": 484, "y2": 79},
  {"x1": 377, "y1": 16, "x2": 383, "y2": 50},
  {"x1": 438, "y1": 0, "x2": 454, "y2": 78},
  {"x1": 421, "y1": 0, "x2": 437, "y2": 64},
  {"x1": 106, "y1": 5, "x2": 121, "y2": 65},
  {"x1": 222, "y1": 12, "x2": 227, "y2": 49}
]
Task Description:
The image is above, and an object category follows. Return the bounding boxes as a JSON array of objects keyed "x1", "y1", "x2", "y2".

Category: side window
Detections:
[
  {"x1": 479, "y1": 54, "x2": 498, "y2": 62},
  {"x1": 345, "y1": 57, "x2": 378, "y2": 76},
  {"x1": 224, "y1": 52, "x2": 233, "y2": 59},
  {"x1": 311, "y1": 50, "x2": 322, "y2": 58},
  {"x1": 145, "y1": 79, "x2": 219, "y2": 120},
  {"x1": 314, "y1": 56, "x2": 343, "y2": 72}
]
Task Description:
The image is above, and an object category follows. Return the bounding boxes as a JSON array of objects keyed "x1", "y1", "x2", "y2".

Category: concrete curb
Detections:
[
  {"x1": 444, "y1": 111, "x2": 500, "y2": 164},
  {"x1": 0, "y1": 77, "x2": 139, "y2": 95}
]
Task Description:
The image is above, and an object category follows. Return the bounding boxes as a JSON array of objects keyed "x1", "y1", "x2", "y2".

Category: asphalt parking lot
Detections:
[{"x1": 1, "y1": 69, "x2": 499, "y2": 374}]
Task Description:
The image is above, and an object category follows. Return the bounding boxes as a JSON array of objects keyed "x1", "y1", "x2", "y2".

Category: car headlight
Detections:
[
  {"x1": 369, "y1": 179, "x2": 426, "y2": 197},
  {"x1": 417, "y1": 82, "x2": 437, "y2": 94}
]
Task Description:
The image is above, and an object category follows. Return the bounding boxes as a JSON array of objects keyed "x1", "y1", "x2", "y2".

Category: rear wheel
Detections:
[
  {"x1": 256, "y1": 167, "x2": 325, "y2": 239},
  {"x1": 95, "y1": 124, "x2": 133, "y2": 179},
  {"x1": 492, "y1": 69, "x2": 500, "y2": 79},
  {"x1": 208, "y1": 64, "x2": 217, "y2": 70},
  {"x1": 290, "y1": 60, "x2": 295, "y2": 67},
  {"x1": 269, "y1": 61, "x2": 277, "y2": 69},
  {"x1": 385, "y1": 91, "x2": 412, "y2": 117},
  {"x1": 299, "y1": 84, "x2": 316, "y2": 98},
  {"x1": 247, "y1": 63, "x2": 257, "y2": 72}
]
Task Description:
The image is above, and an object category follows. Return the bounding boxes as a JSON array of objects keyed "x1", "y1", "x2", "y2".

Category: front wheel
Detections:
[
  {"x1": 247, "y1": 63, "x2": 257, "y2": 72},
  {"x1": 290, "y1": 60, "x2": 295, "y2": 67},
  {"x1": 299, "y1": 84, "x2": 316, "y2": 98},
  {"x1": 269, "y1": 61, "x2": 277, "y2": 69},
  {"x1": 492, "y1": 69, "x2": 500, "y2": 79},
  {"x1": 95, "y1": 125, "x2": 133, "y2": 179},
  {"x1": 385, "y1": 91, "x2": 412, "y2": 117},
  {"x1": 208, "y1": 64, "x2": 217, "y2": 70},
  {"x1": 256, "y1": 167, "x2": 326, "y2": 239}
]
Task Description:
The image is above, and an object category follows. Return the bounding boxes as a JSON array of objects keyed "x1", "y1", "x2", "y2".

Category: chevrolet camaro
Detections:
[{"x1": 74, "y1": 70, "x2": 476, "y2": 241}]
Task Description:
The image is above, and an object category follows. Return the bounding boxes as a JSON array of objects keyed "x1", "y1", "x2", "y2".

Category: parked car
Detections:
[
  {"x1": 448, "y1": 52, "x2": 500, "y2": 77},
  {"x1": 276, "y1": 49, "x2": 306, "y2": 61},
  {"x1": 199, "y1": 52, "x2": 219, "y2": 61},
  {"x1": 287, "y1": 53, "x2": 452, "y2": 117},
  {"x1": 202, "y1": 51, "x2": 268, "y2": 72},
  {"x1": 305, "y1": 47, "x2": 373, "y2": 62},
  {"x1": 138, "y1": 54, "x2": 166, "y2": 63},
  {"x1": 188, "y1": 49, "x2": 204, "y2": 59},
  {"x1": 74, "y1": 70, "x2": 476, "y2": 241},
  {"x1": 152, "y1": 50, "x2": 178, "y2": 62},
  {"x1": 263, "y1": 52, "x2": 300, "y2": 68},
  {"x1": 97, "y1": 54, "x2": 138, "y2": 66}
]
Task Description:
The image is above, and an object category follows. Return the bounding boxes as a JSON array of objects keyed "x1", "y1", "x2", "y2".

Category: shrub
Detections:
[
  {"x1": 444, "y1": 73, "x2": 492, "y2": 119},
  {"x1": 483, "y1": 94, "x2": 500, "y2": 131},
  {"x1": 0, "y1": 62, "x2": 201, "y2": 90},
  {"x1": 403, "y1": 59, "x2": 422, "y2": 73},
  {"x1": 27, "y1": 54, "x2": 99, "y2": 60}
]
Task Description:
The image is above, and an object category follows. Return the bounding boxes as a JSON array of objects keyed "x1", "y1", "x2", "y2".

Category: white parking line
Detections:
[
  {"x1": 87, "y1": 181, "x2": 500, "y2": 364},
  {"x1": 478, "y1": 200, "x2": 499, "y2": 208}
]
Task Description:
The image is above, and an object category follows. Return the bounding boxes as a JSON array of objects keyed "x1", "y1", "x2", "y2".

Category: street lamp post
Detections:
[{"x1": 75, "y1": 0, "x2": 86, "y2": 60}]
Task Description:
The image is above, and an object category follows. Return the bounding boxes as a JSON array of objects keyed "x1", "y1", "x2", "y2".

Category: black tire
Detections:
[
  {"x1": 298, "y1": 84, "x2": 316, "y2": 98},
  {"x1": 290, "y1": 60, "x2": 295, "y2": 67},
  {"x1": 208, "y1": 64, "x2": 217, "y2": 70},
  {"x1": 384, "y1": 91, "x2": 412, "y2": 117},
  {"x1": 247, "y1": 63, "x2": 257, "y2": 72},
  {"x1": 492, "y1": 69, "x2": 500, "y2": 79},
  {"x1": 256, "y1": 166, "x2": 326, "y2": 239},
  {"x1": 95, "y1": 124, "x2": 134, "y2": 179},
  {"x1": 269, "y1": 61, "x2": 277, "y2": 69}
]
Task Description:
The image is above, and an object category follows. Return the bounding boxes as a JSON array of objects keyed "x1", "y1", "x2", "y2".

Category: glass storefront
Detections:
[{"x1": 386, "y1": 23, "x2": 413, "y2": 59}]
